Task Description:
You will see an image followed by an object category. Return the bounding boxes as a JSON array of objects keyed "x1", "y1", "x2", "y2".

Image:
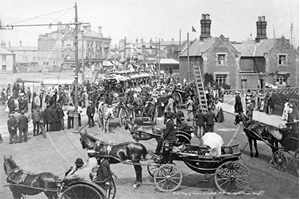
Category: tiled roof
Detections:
[
  {"x1": 159, "y1": 58, "x2": 179, "y2": 64},
  {"x1": 0, "y1": 48, "x2": 14, "y2": 55},
  {"x1": 232, "y1": 39, "x2": 275, "y2": 57},
  {"x1": 254, "y1": 39, "x2": 275, "y2": 56},
  {"x1": 160, "y1": 41, "x2": 180, "y2": 46},
  {"x1": 179, "y1": 38, "x2": 215, "y2": 57},
  {"x1": 232, "y1": 41, "x2": 255, "y2": 56},
  {"x1": 8, "y1": 46, "x2": 38, "y2": 51}
]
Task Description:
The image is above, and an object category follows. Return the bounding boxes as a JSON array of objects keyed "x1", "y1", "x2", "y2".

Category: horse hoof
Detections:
[
  {"x1": 254, "y1": 154, "x2": 259, "y2": 158},
  {"x1": 132, "y1": 182, "x2": 142, "y2": 189},
  {"x1": 250, "y1": 153, "x2": 253, "y2": 158}
]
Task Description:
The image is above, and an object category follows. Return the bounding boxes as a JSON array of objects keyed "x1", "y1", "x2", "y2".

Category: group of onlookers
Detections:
[{"x1": 234, "y1": 89, "x2": 297, "y2": 123}]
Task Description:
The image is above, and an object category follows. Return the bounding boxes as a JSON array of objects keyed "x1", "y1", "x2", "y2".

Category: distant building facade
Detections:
[
  {"x1": 179, "y1": 14, "x2": 299, "y2": 89},
  {"x1": 0, "y1": 47, "x2": 15, "y2": 73},
  {"x1": 1, "y1": 41, "x2": 38, "y2": 71},
  {"x1": 38, "y1": 22, "x2": 111, "y2": 71}
]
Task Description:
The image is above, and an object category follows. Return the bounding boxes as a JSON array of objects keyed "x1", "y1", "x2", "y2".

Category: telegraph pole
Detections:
[
  {"x1": 73, "y1": 2, "x2": 79, "y2": 131},
  {"x1": 158, "y1": 38, "x2": 161, "y2": 80},
  {"x1": 81, "y1": 30, "x2": 85, "y2": 82},
  {"x1": 187, "y1": 32, "x2": 190, "y2": 82}
]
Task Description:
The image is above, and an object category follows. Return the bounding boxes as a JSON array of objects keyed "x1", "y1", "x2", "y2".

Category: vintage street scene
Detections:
[{"x1": 0, "y1": 0, "x2": 299, "y2": 198}]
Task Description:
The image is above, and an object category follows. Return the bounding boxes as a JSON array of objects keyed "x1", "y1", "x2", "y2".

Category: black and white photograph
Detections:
[{"x1": 0, "y1": 0, "x2": 299, "y2": 198}]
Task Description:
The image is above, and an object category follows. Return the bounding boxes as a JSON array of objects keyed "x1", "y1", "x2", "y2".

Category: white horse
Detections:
[{"x1": 102, "y1": 105, "x2": 114, "y2": 133}]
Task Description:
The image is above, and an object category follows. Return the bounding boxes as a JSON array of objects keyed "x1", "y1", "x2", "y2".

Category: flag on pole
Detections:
[{"x1": 192, "y1": 26, "x2": 196, "y2": 32}]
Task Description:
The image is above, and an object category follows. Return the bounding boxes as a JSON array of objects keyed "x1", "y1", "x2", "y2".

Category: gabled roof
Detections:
[
  {"x1": 0, "y1": 48, "x2": 14, "y2": 55},
  {"x1": 179, "y1": 38, "x2": 215, "y2": 57}
]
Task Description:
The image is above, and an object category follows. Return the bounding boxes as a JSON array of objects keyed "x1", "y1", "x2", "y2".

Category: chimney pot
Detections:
[
  {"x1": 20, "y1": 41, "x2": 22, "y2": 47},
  {"x1": 206, "y1": 14, "x2": 210, "y2": 20},
  {"x1": 258, "y1": 16, "x2": 262, "y2": 21},
  {"x1": 261, "y1": 16, "x2": 265, "y2": 21},
  {"x1": 202, "y1": 14, "x2": 205, "y2": 19}
]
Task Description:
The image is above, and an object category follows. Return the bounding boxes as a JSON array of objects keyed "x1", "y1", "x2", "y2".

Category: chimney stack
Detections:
[
  {"x1": 87, "y1": 24, "x2": 91, "y2": 32},
  {"x1": 19, "y1": 41, "x2": 22, "y2": 47},
  {"x1": 98, "y1": 26, "x2": 102, "y2": 36},
  {"x1": 255, "y1": 16, "x2": 267, "y2": 42},
  {"x1": 200, "y1": 14, "x2": 212, "y2": 41},
  {"x1": 1, "y1": 41, "x2": 6, "y2": 49}
]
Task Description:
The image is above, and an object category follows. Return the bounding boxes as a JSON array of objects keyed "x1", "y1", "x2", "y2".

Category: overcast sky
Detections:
[{"x1": 0, "y1": 0, "x2": 299, "y2": 47}]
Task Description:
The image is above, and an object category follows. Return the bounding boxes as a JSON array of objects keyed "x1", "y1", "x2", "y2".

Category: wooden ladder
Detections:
[{"x1": 193, "y1": 62, "x2": 208, "y2": 114}]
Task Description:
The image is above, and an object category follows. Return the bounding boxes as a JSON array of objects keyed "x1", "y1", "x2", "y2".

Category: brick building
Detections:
[
  {"x1": 38, "y1": 22, "x2": 111, "y2": 71},
  {"x1": 179, "y1": 14, "x2": 299, "y2": 89}
]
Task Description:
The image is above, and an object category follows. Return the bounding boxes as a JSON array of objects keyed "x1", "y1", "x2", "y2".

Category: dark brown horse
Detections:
[
  {"x1": 79, "y1": 131, "x2": 147, "y2": 189},
  {"x1": 234, "y1": 112, "x2": 280, "y2": 158},
  {"x1": 3, "y1": 156, "x2": 58, "y2": 199}
]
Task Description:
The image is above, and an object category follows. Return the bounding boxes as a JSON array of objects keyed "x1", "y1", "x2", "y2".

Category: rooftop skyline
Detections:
[{"x1": 0, "y1": 0, "x2": 299, "y2": 48}]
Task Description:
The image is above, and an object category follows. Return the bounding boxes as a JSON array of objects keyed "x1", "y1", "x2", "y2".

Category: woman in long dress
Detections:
[{"x1": 282, "y1": 99, "x2": 290, "y2": 121}]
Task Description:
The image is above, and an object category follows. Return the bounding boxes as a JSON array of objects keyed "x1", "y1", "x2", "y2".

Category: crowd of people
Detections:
[{"x1": 234, "y1": 88, "x2": 297, "y2": 123}]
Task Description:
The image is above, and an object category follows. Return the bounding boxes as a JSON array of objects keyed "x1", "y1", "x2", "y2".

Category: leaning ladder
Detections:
[{"x1": 192, "y1": 62, "x2": 208, "y2": 114}]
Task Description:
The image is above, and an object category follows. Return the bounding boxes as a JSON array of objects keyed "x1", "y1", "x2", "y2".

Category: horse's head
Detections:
[
  {"x1": 79, "y1": 131, "x2": 97, "y2": 150},
  {"x1": 3, "y1": 155, "x2": 19, "y2": 175}
]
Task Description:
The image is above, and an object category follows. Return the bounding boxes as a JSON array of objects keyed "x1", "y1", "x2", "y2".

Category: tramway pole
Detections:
[{"x1": 73, "y1": 2, "x2": 79, "y2": 132}]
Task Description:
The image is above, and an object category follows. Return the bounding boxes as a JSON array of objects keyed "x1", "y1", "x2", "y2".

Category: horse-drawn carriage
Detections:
[
  {"x1": 234, "y1": 112, "x2": 299, "y2": 175},
  {"x1": 3, "y1": 155, "x2": 116, "y2": 199},
  {"x1": 147, "y1": 143, "x2": 249, "y2": 193},
  {"x1": 79, "y1": 129, "x2": 249, "y2": 194}
]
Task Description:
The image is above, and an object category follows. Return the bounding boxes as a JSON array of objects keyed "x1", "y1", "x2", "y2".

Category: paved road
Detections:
[{"x1": 1, "y1": 112, "x2": 298, "y2": 199}]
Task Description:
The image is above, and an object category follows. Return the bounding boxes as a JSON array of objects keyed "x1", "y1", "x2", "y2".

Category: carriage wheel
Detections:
[
  {"x1": 106, "y1": 179, "x2": 117, "y2": 199},
  {"x1": 175, "y1": 134, "x2": 191, "y2": 147},
  {"x1": 215, "y1": 161, "x2": 249, "y2": 194},
  {"x1": 273, "y1": 150, "x2": 288, "y2": 171},
  {"x1": 293, "y1": 149, "x2": 299, "y2": 176},
  {"x1": 60, "y1": 183, "x2": 106, "y2": 199},
  {"x1": 147, "y1": 163, "x2": 161, "y2": 177},
  {"x1": 154, "y1": 164, "x2": 182, "y2": 192}
]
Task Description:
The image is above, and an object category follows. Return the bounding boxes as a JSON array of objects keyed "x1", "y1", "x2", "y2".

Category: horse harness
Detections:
[
  {"x1": 6, "y1": 167, "x2": 30, "y2": 185},
  {"x1": 95, "y1": 140, "x2": 113, "y2": 158}
]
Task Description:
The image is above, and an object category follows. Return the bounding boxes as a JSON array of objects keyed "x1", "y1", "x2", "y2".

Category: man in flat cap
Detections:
[{"x1": 7, "y1": 114, "x2": 18, "y2": 144}]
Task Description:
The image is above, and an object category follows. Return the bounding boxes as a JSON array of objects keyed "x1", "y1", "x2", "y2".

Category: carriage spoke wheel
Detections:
[
  {"x1": 273, "y1": 150, "x2": 288, "y2": 171},
  {"x1": 106, "y1": 179, "x2": 117, "y2": 199},
  {"x1": 154, "y1": 164, "x2": 182, "y2": 192},
  {"x1": 60, "y1": 184, "x2": 105, "y2": 199},
  {"x1": 293, "y1": 149, "x2": 299, "y2": 176},
  {"x1": 147, "y1": 163, "x2": 161, "y2": 177},
  {"x1": 215, "y1": 161, "x2": 249, "y2": 194}
]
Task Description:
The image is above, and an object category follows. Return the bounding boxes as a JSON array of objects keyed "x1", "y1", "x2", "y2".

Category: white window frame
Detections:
[
  {"x1": 277, "y1": 53, "x2": 288, "y2": 66},
  {"x1": 214, "y1": 72, "x2": 229, "y2": 85},
  {"x1": 216, "y1": 53, "x2": 227, "y2": 66}
]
